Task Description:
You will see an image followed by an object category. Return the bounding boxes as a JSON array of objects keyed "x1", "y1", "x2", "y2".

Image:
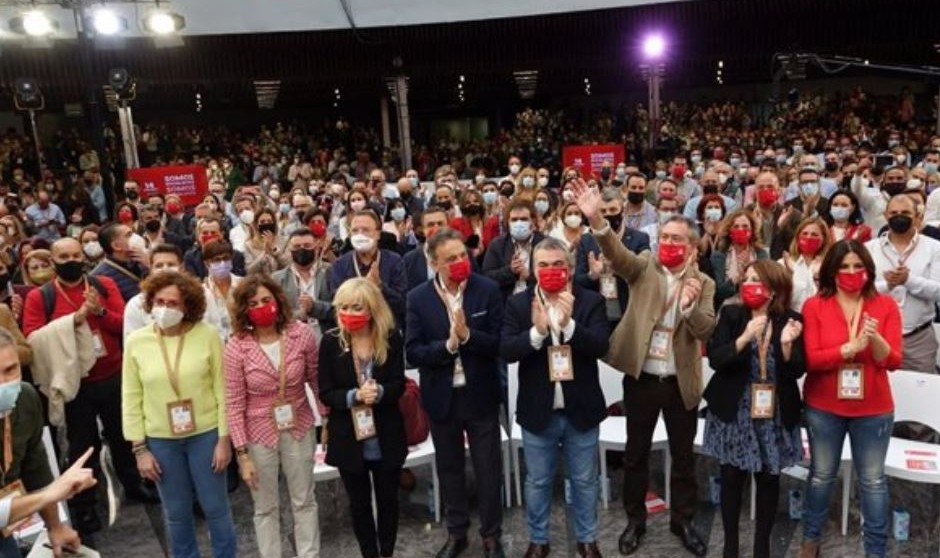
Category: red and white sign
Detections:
[
  {"x1": 562, "y1": 144, "x2": 627, "y2": 177},
  {"x1": 126, "y1": 165, "x2": 208, "y2": 207}
]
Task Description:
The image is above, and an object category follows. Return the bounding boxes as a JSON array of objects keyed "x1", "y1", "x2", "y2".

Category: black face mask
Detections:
[
  {"x1": 605, "y1": 214, "x2": 623, "y2": 232},
  {"x1": 824, "y1": 161, "x2": 839, "y2": 173},
  {"x1": 414, "y1": 231, "x2": 426, "y2": 244},
  {"x1": 400, "y1": 191, "x2": 412, "y2": 201},
  {"x1": 462, "y1": 204, "x2": 483, "y2": 217},
  {"x1": 437, "y1": 200, "x2": 453, "y2": 211},
  {"x1": 601, "y1": 168, "x2": 611, "y2": 181},
  {"x1": 54, "y1": 260, "x2": 85, "y2": 283},
  {"x1": 125, "y1": 190, "x2": 139, "y2": 200},
  {"x1": 627, "y1": 192, "x2": 645, "y2": 205},
  {"x1": 887, "y1": 214, "x2": 913, "y2": 234},
  {"x1": 144, "y1": 220, "x2": 161, "y2": 233},
  {"x1": 702, "y1": 185, "x2": 718, "y2": 195},
  {"x1": 0, "y1": 273, "x2": 9, "y2": 292},
  {"x1": 883, "y1": 182, "x2": 907, "y2": 197},
  {"x1": 841, "y1": 176, "x2": 853, "y2": 190},
  {"x1": 258, "y1": 223, "x2": 277, "y2": 235},
  {"x1": 500, "y1": 187, "x2": 514, "y2": 197},
  {"x1": 291, "y1": 248, "x2": 316, "y2": 267}
]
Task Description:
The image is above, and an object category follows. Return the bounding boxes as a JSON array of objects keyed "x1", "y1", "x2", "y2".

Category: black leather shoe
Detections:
[
  {"x1": 577, "y1": 542, "x2": 603, "y2": 557},
  {"x1": 434, "y1": 537, "x2": 468, "y2": 558},
  {"x1": 617, "y1": 521, "x2": 646, "y2": 555},
  {"x1": 483, "y1": 537, "x2": 505, "y2": 558},
  {"x1": 523, "y1": 543, "x2": 550, "y2": 558},
  {"x1": 125, "y1": 481, "x2": 160, "y2": 503},
  {"x1": 670, "y1": 521, "x2": 707, "y2": 557}
]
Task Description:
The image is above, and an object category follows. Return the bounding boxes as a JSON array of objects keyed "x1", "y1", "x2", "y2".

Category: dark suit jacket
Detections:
[
  {"x1": 481, "y1": 232, "x2": 545, "y2": 301},
  {"x1": 318, "y1": 329, "x2": 407, "y2": 472},
  {"x1": 574, "y1": 228, "x2": 650, "y2": 318},
  {"x1": 329, "y1": 249, "x2": 408, "y2": 328},
  {"x1": 405, "y1": 273, "x2": 503, "y2": 422},
  {"x1": 756, "y1": 205, "x2": 802, "y2": 260},
  {"x1": 403, "y1": 247, "x2": 432, "y2": 293},
  {"x1": 500, "y1": 285, "x2": 611, "y2": 433},
  {"x1": 183, "y1": 246, "x2": 247, "y2": 279},
  {"x1": 704, "y1": 305, "x2": 806, "y2": 430}
]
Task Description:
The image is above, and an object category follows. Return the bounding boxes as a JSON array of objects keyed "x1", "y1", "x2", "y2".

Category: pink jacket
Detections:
[{"x1": 224, "y1": 321, "x2": 323, "y2": 449}]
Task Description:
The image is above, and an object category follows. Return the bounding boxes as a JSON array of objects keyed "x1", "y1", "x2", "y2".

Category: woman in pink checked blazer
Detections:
[{"x1": 223, "y1": 273, "x2": 324, "y2": 558}]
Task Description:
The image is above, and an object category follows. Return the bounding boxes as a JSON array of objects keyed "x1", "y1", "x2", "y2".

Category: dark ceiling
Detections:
[{"x1": 0, "y1": 0, "x2": 936, "y2": 112}]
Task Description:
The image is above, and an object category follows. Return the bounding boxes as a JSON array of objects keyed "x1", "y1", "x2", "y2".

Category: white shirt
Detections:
[
  {"x1": 780, "y1": 255, "x2": 819, "y2": 313},
  {"x1": 260, "y1": 340, "x2": 280, "y2": 369},
  {"x1": 529, "y1": 293, "x2": 577, "y2": 410},
  {"x1": 925, "y1": 187, "x2": 940, "y2": 227},
  {"x1": 852, "y1": 176, "x2": 888, "y2": 232},
  {"x1": 642, "y1": 268, "x2": 687, "y2": 377},
  {"x1": 202, "y1": 275, "x2": 243, "y2": 341},
  {"x1": 866, "y1": 233, "x2": 940, "y2": 334},
  {"x1": 641, "y1": 223, "x2": 660, "y2": 255},
  {"x1": 228, "y1": 224, "x2": 250, "y2": 254}
]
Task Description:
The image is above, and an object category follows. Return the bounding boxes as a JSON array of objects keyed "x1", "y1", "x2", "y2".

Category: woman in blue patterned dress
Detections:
[{"x1": 704, "y1": 260, "x2": 806, "y2": 558}]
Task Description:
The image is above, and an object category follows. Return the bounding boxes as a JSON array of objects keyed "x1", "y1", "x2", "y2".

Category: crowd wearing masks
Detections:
[{"x1": 0, "y1": 85, "x2": 934, "y2": 558}]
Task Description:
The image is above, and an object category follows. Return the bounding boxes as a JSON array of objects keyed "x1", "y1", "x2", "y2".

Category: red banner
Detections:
[
  {"x1": 126, "y1": 165, "x2": 208, "y2": 207},
  {"x1": 562, "y1": 144, "x2": 627, "y2": 177}
]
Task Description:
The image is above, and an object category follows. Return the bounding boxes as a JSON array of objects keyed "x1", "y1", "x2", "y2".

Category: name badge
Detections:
[
  {"x1": 648, "y1": 328, "x2": 672, "y2": 360},
  {"x1": 0, "y1": 480, "x2": 27, "y2": 537},
  {"x1": 272, "y1": 401, "x2": 295, "y2": 432},
  {"x1": 167, "y1": 399, "x2": 196, "y2": 436},
  {"x1": 352, "y1": 405, "x2": 377, "y2": 441},
  {"x1": 838, "y1": 364, "x2": 865, "y2": 400},
  {"x1": 91, "y1": 331, "x2": 108, "y2": 359},
  {"x1": 453, "y1": 358, "x2": 467, "y2": 388},
  {"x1": 600, "y1": 275, "x2": 618, "y2": 300},
  {"x1": 548, "y1": 345, "x2": 574, "y2": 382},
  {"x1": 750, "y1": 383, "x2": 776, "y2": 419}
]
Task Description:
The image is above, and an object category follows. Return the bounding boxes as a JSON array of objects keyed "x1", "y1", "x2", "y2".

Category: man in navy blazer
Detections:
[
  {"x1": 403, "y1": 206, "x2": 449, "y2": 292},
  {"x1": 500, "y1": 237, "x2": 610, "y2": 558},
  {"x1": 405, "y1": 228, "x2": 506, "y2": 558},
  {"x1": 574, "y1": 187, "x2": 650, "y2": 325},
  {"x1": 482, "y1": 198, "x2": 545, "y2": 302}
]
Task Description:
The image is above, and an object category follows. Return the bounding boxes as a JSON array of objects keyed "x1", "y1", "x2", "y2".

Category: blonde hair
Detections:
[
  {"x1": 332, "y1": 278, "x2": 394, "y2": 365},
  {"x1": 788, "y1": 216, "x2": 832, "y2": 260}
]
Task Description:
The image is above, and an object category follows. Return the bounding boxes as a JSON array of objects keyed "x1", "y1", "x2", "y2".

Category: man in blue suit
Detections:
[
  {"x1": 500, "y1": 237, "x2": 610, "y2": 558},
  {"x1": 403, "y1": 206, "x2": 449, "y2": 292},
  {"x1": 406, "y1": 228, "x2": 506, "y2": 558},
  {"x1": 575, "y1": 187, "x2": 650, "y2": 325}
]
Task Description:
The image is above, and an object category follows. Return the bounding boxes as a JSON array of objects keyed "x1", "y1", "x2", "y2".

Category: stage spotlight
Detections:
[
  {"x1": 9, "y1": 10, "x2": 56, "y2": 36},
  {"x1": 108, "y1": 68, "x2": 136, "y2": 100},
  {"x1": 93, "y1": 9, "x2": 124, "y2": 36},
  {"x1": 144, "y1": 10, "x2": 185, "y2": 35},
  {"x1": 13, "y1": 78, "x2": 44, "y2": 110},
  {"x1": 642, "y1": 34, "x2": 666, "y2": 60}
]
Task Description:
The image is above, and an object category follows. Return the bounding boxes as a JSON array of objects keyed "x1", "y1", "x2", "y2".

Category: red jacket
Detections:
[
  {"x1": 23, "y1": 276, "x2": 125, "y2": 383},
  {"x1": 802, "y1": 293, "x2": 902, "y2": 417},
  {"x1": 449, "y1": 216, "x2": 500, "y2": 249}
]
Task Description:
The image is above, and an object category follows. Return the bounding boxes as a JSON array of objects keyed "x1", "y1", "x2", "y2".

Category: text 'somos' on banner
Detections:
[
  {"x1": 562, "y1": 144, "x2": 627, "y2": 178},
  {"x1": 126, "y1": 165, "x2": 208, "y2": 207}
]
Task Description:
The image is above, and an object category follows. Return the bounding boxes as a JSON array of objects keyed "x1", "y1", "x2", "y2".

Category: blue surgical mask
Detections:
[
  {"x1": 925, "y1": 162, "x2": 939, "y2": 174},
  {"x1": 509, "y1": 220, "x2": 531, "y2": 241},
  {"x1": 208, "y1": 260, "x2": 232, "y2": 279},
  {"x1": 0, "y1": 381, "x2": 22, "y2": 414},
  {"x1": 655, "y1": 170, "x2": 667, "y2": 180},
  {"x1": 390, "y1": 207, "x2": 406, "y2": 222},
  {"x1": 534, "y1": 200, "x2": 549, "y2": 216},
  {"x1": 729, "y1": 157, "x2": 741, "y2": 168},
  {"x1": 482, "y1": 191, "x2": 497, "y2": 205},
  {"x1": 829, "y1": 206, "x2": 851, "y2": 222},
  {"x1": 704, "y1": 207, "x2": 723, "y2": 222},
  {"x1": 658, "y1": 211, "x2": 675, "y2": 225},
  {"x1": 800, "y1": 182, "x2": 819, "y2": 197},
  {"x1": 278, "y1": 203, "x2": 291, "y2": 215},
  {"x1": 409, "y1": 176, "x2": 418, "y2": 188}
]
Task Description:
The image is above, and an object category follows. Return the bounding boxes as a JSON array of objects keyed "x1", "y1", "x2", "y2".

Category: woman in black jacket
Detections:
[
  {"x1": 318, "y1": 277, "x2": 406, "y2": 558},
  {"x1": 704, "y1": 260, "x2": 806, "y2": 558}
]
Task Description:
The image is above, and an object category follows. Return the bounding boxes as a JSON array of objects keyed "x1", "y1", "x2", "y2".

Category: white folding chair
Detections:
[{"x1": 507, "y1": 362, "x2": 524, "y2": 505}]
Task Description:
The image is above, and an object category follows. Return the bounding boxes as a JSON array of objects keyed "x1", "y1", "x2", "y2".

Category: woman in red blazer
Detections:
[
  {"x1": 799, "y1": 239, "x2": 901, "y2": 558},
  {"x1": 449, "y1": 190, "x2": 500, "y2": 256}
]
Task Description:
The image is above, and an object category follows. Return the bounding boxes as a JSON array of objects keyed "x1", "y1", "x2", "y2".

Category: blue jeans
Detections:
[
  {"x1": 803, "y1": 407, "x2": 892, "y2": 557},
  {"x1": 522, "y1": 413, "x2": 600, "y2": 544},
  {"x1": 148, "y1": 429, "x2": 237, "y2": 558},
  {"x1": 0, "y1": 536, "x2": 18, "y2": 558}
]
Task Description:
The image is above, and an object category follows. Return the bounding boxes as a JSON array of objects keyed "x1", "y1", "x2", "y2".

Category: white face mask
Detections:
[
  {"x1": 83, "y1": 241, "x2": 103, "y2": 259},
  {"x1": 537, "y1": 176, "x2": 549, "y2": 188},
  {"x1": 563, "y1": 215, "x2": 583, "y2": 229},
  {"x1": 562, "y1": 190, "x2": 575, "y2": 202},
  {"x1": 351, "y1": 233, "x2": 375, "y2": 253},
  {"x1": 151, "y1": 306, "x2": 184, "y2": 329},
  {"x1": 522, "y1": 176, "x2": 535, "y2": 188},
  {"x1": 509, "y1": 164, "x2": 521, "y2": 175},
  {"x1": 239, "y1": 209, "x2": 255, "y2": 225},
  {"x1": 349, "y1": 200, "x2": 366, "y2": 212}
]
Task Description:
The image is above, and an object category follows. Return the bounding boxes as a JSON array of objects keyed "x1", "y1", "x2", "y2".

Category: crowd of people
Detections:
[{"x1": 0, "y1": 84, "x2": 934, "y2": 558}]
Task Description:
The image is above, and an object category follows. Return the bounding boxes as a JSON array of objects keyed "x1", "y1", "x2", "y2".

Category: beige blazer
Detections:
[
  {"x1": 595, "y1": 226, "x2": 717, "y2": 410},
  {"x1": 26, "y1": 315, "x2": 96, "y2": 426}
]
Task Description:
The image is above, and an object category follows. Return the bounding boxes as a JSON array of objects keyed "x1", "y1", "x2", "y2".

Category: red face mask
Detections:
[
  {"x1": 247, "y1": 301, "x2": 279, "y2": 328},
  {"x1": 338, "y1": 311, "x2": 371, "y2": 332},
  {"x1": 118, "y1": 209, "x2": 134, "y2": 224},
  {"x1": 757, "y1": 188, "x2": 778, "y2": 208},
  {"x1": 730, "y1": 228, "x2": 752, "y2": 246},
  {"x1": 537, "y1": 267, "x2": 568, "y2": 293},
  {"x1": 836, "y1": 269, "x2": 868, "y2": 294},
  {"x1": 672, "y1": 166, "x2": 686, "y2": 180},
  {"x1": 447, "y1": 257, "x2": 471, "y2": 283},
  {"x1": 200, "y1": 232, "x2": 221, "y2": 246},
  {"x1": 798, "y1": 235, "x2": 823, "y2": 256},
  {"x1": 658, "y1": 243, "x2": 687, "y2": 268},
  {"x1": 166, "y1": 201, "x2": 182, "y2": 215},
  {"x1": 424, "y1": 226, "x2": 440, "y2": 241},
  {"x1": 309, "y1": 221, "x2": 327, "y2": 238},
  {"x1": 740, "y1": 282, "x2": 771, "y2": 309}
]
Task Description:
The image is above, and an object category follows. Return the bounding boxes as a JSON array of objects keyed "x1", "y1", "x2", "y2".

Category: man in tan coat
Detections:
[{"x1": 572, "y1": 180, "x2": 716, "y2": 557}]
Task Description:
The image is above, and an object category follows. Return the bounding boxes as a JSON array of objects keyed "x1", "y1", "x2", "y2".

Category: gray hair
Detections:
[
  {"x1": 663, "y1": 215, "x2": 701, "y2": 246},
  {"x1": 601, "y1": 187, "x2": 623, "y2": 203},
  {"x1": 533, "y1": 237, "x2": 575, "y2": 268},
  {"x1": 426, "y1": 228, "x2": 464, "y2": 261}
]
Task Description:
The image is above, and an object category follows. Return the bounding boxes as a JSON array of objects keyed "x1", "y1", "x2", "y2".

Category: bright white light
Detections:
[
  {"x1": 22, "y1": 10, "x2": 53, "y2": 36},
  {"x1": 93, "y1": 9, "x2": 121, "y2": 35},
  {"x1": 642, "y1": 34, "x2": 665, "y2": 59},
  {"x1": 147, "y1": 11, "x2": 176, "y2": 35},
  {"x1": 718, "y1": 60, "x2": 724, "y2": 68}
]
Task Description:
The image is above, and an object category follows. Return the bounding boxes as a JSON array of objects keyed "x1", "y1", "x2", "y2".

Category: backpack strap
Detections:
[{"x1": 40, "y1": 282, "x2": 56, "y2": 324}]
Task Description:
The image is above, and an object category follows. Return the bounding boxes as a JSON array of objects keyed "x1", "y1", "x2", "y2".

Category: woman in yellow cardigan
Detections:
[{"x1": 122, "y1": 271, "x2": 236, "y2": 557}]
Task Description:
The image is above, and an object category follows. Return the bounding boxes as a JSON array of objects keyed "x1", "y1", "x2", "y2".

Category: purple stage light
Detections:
[{"x1": 642, "y1": 33, "x2": 666, "y2": 60}]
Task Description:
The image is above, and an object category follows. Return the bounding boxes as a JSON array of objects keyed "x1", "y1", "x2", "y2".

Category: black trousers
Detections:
[
  {"x1": 720, "y1": 465, "x2": 779, "y2": 558},
  {"x1": 339, "y1": 460, "x2": 402, "y2": 558},
  {"x1": 65, "y1": 374, "x2": 140, "y2": 510},
  {"x1": 622, "y1": 373, "x2": 699, "y2": 524},
  {"x1": 430, "y1": 388, "x2": 503, "y2": 539}
]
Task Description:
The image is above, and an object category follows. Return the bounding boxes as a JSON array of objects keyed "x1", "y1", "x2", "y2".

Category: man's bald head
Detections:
[{"x1": 51, "y1": 237, "x2": 81, "y2": 256}]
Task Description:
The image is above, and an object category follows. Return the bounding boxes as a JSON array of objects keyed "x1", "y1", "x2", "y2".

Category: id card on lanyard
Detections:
[
  {"x1": 750, "y1": 324, "x2": 776, "y2": 419},
  {"x1": 538, "y1": 289, "x2": 574, "y2": 382},
  {"x1": 157, "y1": 326, "x2": 196, "y2": 436},
  {"x1": 351, "y1": 358, "x2": 377, "y2": 441},
  {"x1": 647, "y1": 275, "x2": 684, "y2": 362},
  {"x1": 434, "y1": 278, "x2": 468, "y2": 388},
  {"x1": 270, "y1": 336, "x2": 295, "y2": 432},
  {"x1": 838, "y1": 300, "x2": 865, "y2": 400}
]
